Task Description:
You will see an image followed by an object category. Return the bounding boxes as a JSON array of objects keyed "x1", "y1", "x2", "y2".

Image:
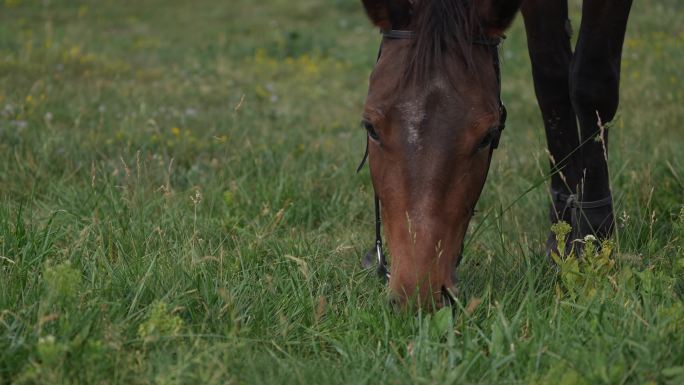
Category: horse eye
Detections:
[
  {"x1": 362, "y1": 120, "x2": 380, "y2": 141},
  {"x1": 478, "y1": 130, "x2": 495, "y2": 149}
]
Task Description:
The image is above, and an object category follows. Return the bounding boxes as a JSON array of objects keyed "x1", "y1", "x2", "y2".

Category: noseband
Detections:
[{"x1": 358, "y1": 29, "x2": 508, "y2": 304}]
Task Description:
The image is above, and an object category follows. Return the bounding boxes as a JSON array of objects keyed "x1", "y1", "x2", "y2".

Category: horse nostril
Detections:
[
  {"x1": 388, "y1": 294, "x2": 403, "y2": 311},
  {"x1": 441, "y1": 286, "x2": 458, "y2": 307}
]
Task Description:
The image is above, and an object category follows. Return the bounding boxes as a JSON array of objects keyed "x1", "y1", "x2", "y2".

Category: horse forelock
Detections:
[{"x1": 404, "y1": 0, "x2": 484, "y2": 84}]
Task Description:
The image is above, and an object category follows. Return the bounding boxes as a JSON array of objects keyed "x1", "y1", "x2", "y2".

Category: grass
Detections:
[{"x1": 1, "y1": 0, "x2": 683, "y2": 383}]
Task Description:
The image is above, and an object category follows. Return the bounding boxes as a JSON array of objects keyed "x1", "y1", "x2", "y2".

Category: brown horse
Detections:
[{"x1": 357, "y1": 0, "x2": 632, "y2": 309}]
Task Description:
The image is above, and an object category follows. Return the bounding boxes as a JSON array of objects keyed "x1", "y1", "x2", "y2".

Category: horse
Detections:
[{"x1": 355, "y1": 0, "x2": 632, "y2": 309}]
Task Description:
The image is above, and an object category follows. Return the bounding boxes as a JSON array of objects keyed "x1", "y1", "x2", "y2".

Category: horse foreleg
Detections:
[
  {"x1": 521, "y1": 0, "x2": 581, "y2": 256},
  {"x1": 569, "y1": 0, "x2": 633, "y2": 241}
]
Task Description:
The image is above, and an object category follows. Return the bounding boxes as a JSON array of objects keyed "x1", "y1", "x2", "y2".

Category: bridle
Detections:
[{"x1": 357, "y1": 29, "x2": 508, "y2": 305}]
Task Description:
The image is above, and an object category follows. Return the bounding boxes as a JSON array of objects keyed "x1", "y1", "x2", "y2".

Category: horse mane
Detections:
[{"x1": 406, "y1": 0, "x2": 483, "y2": 83}]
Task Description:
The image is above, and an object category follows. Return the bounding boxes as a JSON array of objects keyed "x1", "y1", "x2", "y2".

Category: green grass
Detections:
[{"x1": 1, "y1": 0, "x2": 683, "y2": 383}]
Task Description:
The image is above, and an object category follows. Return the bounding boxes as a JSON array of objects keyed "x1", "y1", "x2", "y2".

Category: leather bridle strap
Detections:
[
  {"x1": 382, "y1": 29, "x2": 415, "y2": 39},
  {"x1": 373, "y1": 195, "x2": 390, "y2": 279},
  {"x1": 381, "y1": 29, "x2": 503, "y2": 47}
]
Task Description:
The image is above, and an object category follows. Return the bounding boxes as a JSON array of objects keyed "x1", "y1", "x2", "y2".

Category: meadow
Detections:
[{"x1": 1, "y1": 0, "x2": 683, "y2": 383}]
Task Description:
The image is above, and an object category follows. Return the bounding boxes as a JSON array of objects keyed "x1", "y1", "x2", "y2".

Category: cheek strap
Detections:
[
  {"x1": 359, "y1": 194, "x2": 389, "y2": 281},
  {"x1": 356, "y1": 135, "x2": 370, "y2": 174}
]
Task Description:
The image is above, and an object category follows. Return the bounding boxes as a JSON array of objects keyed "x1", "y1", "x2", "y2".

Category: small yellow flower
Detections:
[
  {"x1": 255, "y1": 85, "x2": 268, "y2": 99},
  {"x1": 254, "y1": 48, "x2": 266, "y2": 65},
  {"x1": 171, "y1": 127, "x2": 181, "y2": 137},
  {"x1": 69, "y1": 46, "x2": 80, "y2": 57}
]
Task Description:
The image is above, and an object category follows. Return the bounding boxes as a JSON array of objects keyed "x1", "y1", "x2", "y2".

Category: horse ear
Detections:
[
  {"x1": 476, "y1": 0, "x2": 523, "y2": 36},
  {"x1": 361, "y1": 0, "x2": 412, "y2": 31}
]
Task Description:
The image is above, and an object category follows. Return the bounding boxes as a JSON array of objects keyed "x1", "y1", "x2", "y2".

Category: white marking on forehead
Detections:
[
  {"x1": 428, "y1": 76, "x2": 450, "y2": 95},
  {"x1": 399, "y1": 77, "x2": 449, "y2": 146},
  {"x1": 399, "y1": 100, "x2": 425, "y2": 146}
]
